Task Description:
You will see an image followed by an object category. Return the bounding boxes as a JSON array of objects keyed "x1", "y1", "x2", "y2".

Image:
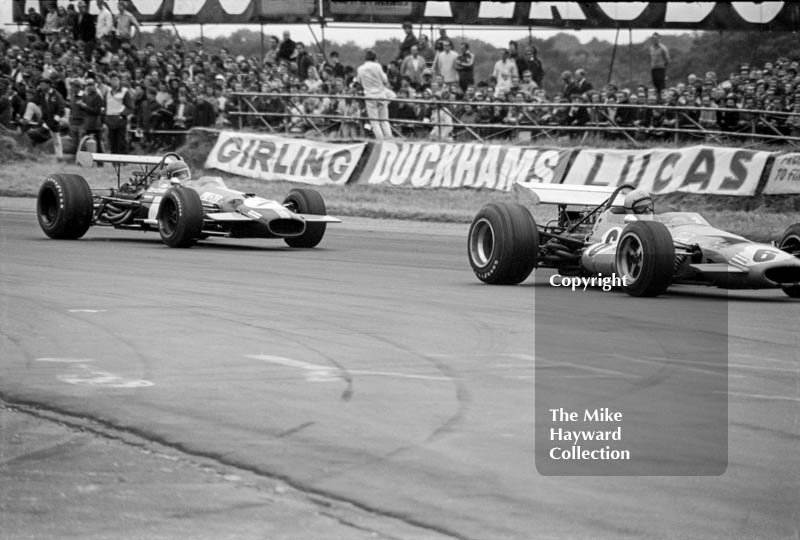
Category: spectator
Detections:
[
  {"x1": 338, "y1": 90, "x2": 363, "y2": 139},
  {"x1": 509, "y1": 41, "x2": 528, "y2": 81},
  {"x1": 698, "y1": 94, "x2": 718, "y2": 131},
  {"x1": 518, "y1": 70, "x2": 537, "y2": 98},
  {"x1": 524, "y1": 46, "x2": 544, "y2": 88},
  {"x1": 561, "y1": 70, "x2": 578, "y2": 100},
  {"x1": 26, "y1": 8, "x2": 45, "y2": 40},
  {"x1": 96, "y1": 0, "x2": 115, "y2": 43},
  {"x1": 277, "y1": 31, "x2": 295, "y2": 63},
  {"x1": 38, "y1": 74, "x2": 66, "y2": 154},
  {"x1": 400, "y1": 45, "x2": 426, "y2": 89},
  {"x1": 418, "y1": 34, "x2": 436, "y2": 67},
  {"x1": 455, "y1": 42, "x2": 475, "y2": 93},
  {"x1": 104, "y1": 71, "x2": 134, "y2": 154},
  {"x1": 398, "y1": 22, "x2": 418, "y2": 60},
  {"x1": 433, "y1": 41, "x2": 458, "y2": 88},
  {"x1": 575, "y1": 69, "x2": 593, "y2": 96},
  {"x1": 325, "y1": 51, "x2": 346, "y2": 80},
  {"x1": 77, "y1": 77, "x2": 105, "y2": 152},
  {"x1": 73, "y1": 1, "x2": 96, "y2": 59},
  {"x1": 263, "y1": 35, "x2": 279, "y2": 65},
  {"x1": 42, "y1": 7, "x2": 61, "y2": 43},
  {"x1": 429, "y1": 95, "x2": 453, "y2": 140},
  {"x1": 434, "y1": 28, "x2": 453, "y2": 52},
  {"x1": 294, "y1": 42, "x2": 313, "y2": 81},
  {"x1": 492, "y1": 49, "x2": 518, "y2": 98},
  {"x1": 116, "y1": 1, "x2": 141, "y2": 50},
  {"x1": 356, "y1": 50, "x2": 393, "y2": 139},
  {"x1": 649, "y1": 32, "x2": 670, "y2": 96}
]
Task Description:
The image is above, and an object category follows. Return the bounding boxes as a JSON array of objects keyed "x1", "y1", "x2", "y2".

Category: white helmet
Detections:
[{"x1": 624, "y1": 189, "x2": 654, "y2": 214}]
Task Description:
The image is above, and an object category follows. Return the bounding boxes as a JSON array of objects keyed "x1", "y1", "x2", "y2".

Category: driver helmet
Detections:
[
  {"x1": 164, "y1": 160, "x2": 191, "y2": 182},
  {"x1": 624, "y1": 189, "x2": 654, "y2": 215}
]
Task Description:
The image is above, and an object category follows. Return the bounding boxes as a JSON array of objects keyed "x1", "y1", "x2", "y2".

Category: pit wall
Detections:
[{"x1": 204, "y1": 131, "x2": 799, "y2": 195}]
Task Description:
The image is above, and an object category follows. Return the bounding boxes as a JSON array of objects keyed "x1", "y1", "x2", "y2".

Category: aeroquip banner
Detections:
[
  {"x1": 360, "y1": 141, "x2": 573, "y2": 191},
  {"x1": 762, "y1": 153, "x2": 800, "y2": 194},
  {"x1": 205, "y1": 131, "x2": 367, "y2": 186},
  {"x1": 562, "y1": 146, "x2": 773, "y2": 196}
]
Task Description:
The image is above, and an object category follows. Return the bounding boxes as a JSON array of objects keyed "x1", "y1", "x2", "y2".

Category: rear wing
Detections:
[
  {"x1": 517, "y1": 182, "x2": 626, "y2": 208},
  {"x1": 76, "y1": 150, "x2": 182, "y2": 187}
]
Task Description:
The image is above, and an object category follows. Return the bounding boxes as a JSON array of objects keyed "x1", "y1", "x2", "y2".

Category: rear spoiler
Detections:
[
  {"x1": 516, "y1": 182, "x2": 626, "y2": 207},
  {"x1": 76, "y1": 150, "x2": 182, "y2": 187},
  {"x1": 76, "y1": 151, "x2": 179, "y2": 168}
]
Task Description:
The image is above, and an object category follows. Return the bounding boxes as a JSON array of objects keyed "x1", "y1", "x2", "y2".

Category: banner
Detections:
[
  {"x1": 562, "y1": 146, "x2": 773, "y2": 196},
  {"x1": 359, "y1": 141, "x2": 572, "y2": 191},
  {"x1": 205, "y1": 131, "x2": 367, "y2": 186},
  {"x1": 763, "y1": 153, "x2": 800, "y2": 194},
  {"x1": 322, "y1": 2, "x2": 800, "y2": 30},
  {"x1": 16, "y1": 1, "x2": 799, "y2": 29},
  {"x1": 13, "y1": 0, "x2": 318, "y2": 24}
]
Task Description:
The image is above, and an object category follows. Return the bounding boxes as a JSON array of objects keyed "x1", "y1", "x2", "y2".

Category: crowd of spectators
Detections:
[{"x1": 1, "y1": 2, "x2": 799, "y2": 157}]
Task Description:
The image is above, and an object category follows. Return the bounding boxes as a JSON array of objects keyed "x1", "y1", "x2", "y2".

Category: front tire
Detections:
[
  {"x1": 614, "y1": 221, "x2": 675, "y2": 297},
  {"x1": 158, "y1": 187, "x2": 204, "y2": 248},
  {"x1": 777, "y1": 223, "x2": 800, "y2": 297},
  {"x1": 468, "y1": 203, "x2": 538, "y2": 285},
  {"x1": 37, "y1": 174, "x2": 94, "y2": 239},
  {"x1": 283, "y1": 188, "x2": 327, "y2": 248}
]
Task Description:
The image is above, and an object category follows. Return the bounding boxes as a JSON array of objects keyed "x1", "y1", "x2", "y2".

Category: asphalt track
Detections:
[{"x1": 1, "y1": 197, "x2": 798, "y2": 540}]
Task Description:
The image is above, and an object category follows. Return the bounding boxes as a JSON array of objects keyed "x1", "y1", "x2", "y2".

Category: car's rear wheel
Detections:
[
  {"x1": 777, "y1": 223, "x2": 800, "y2": 297},
  {"x1": 283, "y1": 188, "x2": 327, "y2": 248},
  {"x1": 468, "y1": 203, "x2": 538, "y2": 285},
  {"x1": 614, "y1": 221, "x2": 675, "y2": 297},
  {"x1": 158, "y1": 187, "x2": 204, "y2": 248},
  {"x1": 36, "y1": 174, "x2": 94, "y2": 239}
]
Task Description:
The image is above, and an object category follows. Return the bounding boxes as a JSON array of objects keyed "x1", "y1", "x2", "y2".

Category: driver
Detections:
[
  {"x1": 624, "y1": 189, "x2": 654, "y2": 215},
  {"x1": 163, "y1": 160, "x2": 191, "y2": 184}
]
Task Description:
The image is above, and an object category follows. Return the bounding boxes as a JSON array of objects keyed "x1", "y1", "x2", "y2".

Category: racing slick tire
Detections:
[
  {"x1": 37, "y1": 174, "x2": 94, "y2": 239},
  {"x1": 777, "y1": 223, "x2": 800, "y2": 298},
  {"x1": 614, "y1": 221, "x2": 675, "y2": 297},
  {"x1": 158, "y1": 187, "x2": 204, "y2": 248},
  {"x1": 282, "y1": 188, "x2": 327, "y2": 248},
  {"x1": 468, "y1": 203, "x2": 538, "y2": 285}
]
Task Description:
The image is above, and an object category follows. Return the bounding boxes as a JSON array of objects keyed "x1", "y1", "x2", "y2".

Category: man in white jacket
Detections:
[{"x1": 356, "y1": 50, "x2": 393, "y2": 139}]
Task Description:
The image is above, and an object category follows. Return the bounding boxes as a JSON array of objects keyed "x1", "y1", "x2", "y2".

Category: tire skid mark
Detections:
[{"x1": 0, "y1": 396, "x2": 472, "y2": 540}]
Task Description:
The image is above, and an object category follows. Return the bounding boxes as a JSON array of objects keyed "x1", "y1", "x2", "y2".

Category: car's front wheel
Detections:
[
  {"x1": 158, "y1": 187, "x2": 204, "y2": 248},
  {"x1": 37, "y1": 174, "x2": 94, "y2": 239},
  {"x1": 777, "y1": 223, "x2": 800, "y2": 297},
  {"x1": 283, "y1": 188, "x2": 327, "y2": 248},
  {"x1": 468, "y1": 203, "x2": 538, "y2": 285},
  {"x1": 614, "y1": 221, "x2": 675, "y2": 297}
]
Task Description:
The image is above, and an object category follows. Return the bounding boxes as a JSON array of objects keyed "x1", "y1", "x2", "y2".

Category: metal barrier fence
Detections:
[{"x1": 228, "y1": 91, "x2": 800, "y2": 148}]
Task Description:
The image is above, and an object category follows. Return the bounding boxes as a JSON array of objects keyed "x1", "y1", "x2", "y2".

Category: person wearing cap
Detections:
[
  {"x1": 398, "y1": 22, "x2": 418, "y2": 61},
  {"x1": 649, "y1": 33, "x2": 670, "y2": 96},
  {"x1": 104, "y1": 71, "x2": 133, "y2": 154},
  {"x1": 400, "y1": 45, "x2": 425, "y2": 89}
]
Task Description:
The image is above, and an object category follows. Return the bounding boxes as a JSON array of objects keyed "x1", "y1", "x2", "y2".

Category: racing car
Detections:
[
  {"x1": 36, "y1": 152, "x2": 340, "y2": 248},
  {"x1": 467, "y1": 183, "x2": 800, "y2": 298}
]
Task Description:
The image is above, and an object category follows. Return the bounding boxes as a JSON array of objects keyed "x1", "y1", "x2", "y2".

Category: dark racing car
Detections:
[{"x1": 36, "y1": 152, "x2": 340, "y2": 248}]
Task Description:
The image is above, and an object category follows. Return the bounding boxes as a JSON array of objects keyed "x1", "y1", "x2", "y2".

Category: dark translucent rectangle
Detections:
[{"x1": 534, "y1": 278, "x2": 727, "y2": 476}]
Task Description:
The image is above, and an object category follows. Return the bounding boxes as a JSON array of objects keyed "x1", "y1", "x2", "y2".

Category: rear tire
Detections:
[
  {"x1": 158, "y1": 187, "x2": 204, "y2": 248},
  {"x1": 777, "y1": 223, "x2": 800, "y2": 297},
  {"x1": 36, "y1": 174, "x2": 94, "y2": 239},
  {"x1": 614, "y1": 221, "x2": 675, "y2": 297},
  {"x1": 283, "y1": 188, "x2": 327, "y2": 248},
  {"x1": 468, "y1": 203, "x2": 538, "y2": 285}
]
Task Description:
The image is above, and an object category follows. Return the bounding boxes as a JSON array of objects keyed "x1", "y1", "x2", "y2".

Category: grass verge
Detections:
[{"x1": 1, "y1": 133, "x2": 798, "y2": 243}]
